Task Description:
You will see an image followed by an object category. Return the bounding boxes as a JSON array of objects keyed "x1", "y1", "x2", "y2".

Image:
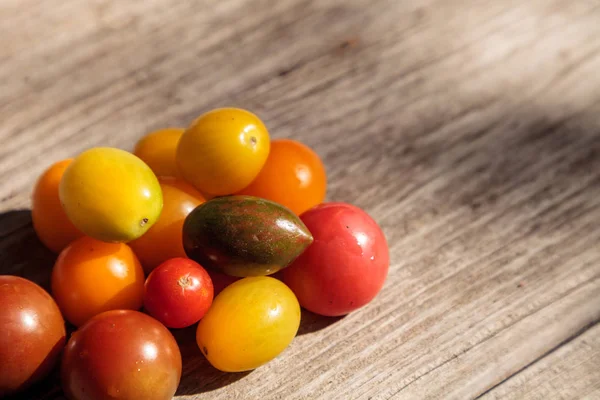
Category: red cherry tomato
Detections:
[
  {"x1": 282, "y1": 203, "x2": 389, "y2": 316},
  {"x1": 61, "y1": 310, "x2": 182, "y2": 400},
  {"x1": 144, "y1": 258, "x2": 214, "y2": 328},
  {"x1": 0, "y1": 276, "x2": 66, "y2": 397}
]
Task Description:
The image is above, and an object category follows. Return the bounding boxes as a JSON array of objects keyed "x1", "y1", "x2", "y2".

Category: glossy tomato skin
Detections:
[
  {"x1": 196, "y1": 276, "x2": 300, "y2": 372},
  {"x1": 282, "y1": 203, "x2": 389, "y2": 316},
  {"x1": 177, "y1": 108, "x2": 270, "y2": 196},
  {"x1": 130, "y1": 177, "x2": 205, "y2": 274},
  {"x1": 133, "y1": 128, "x2": 184, "y2": 178},
  {"x1": 51, "y1": 236, "x2": 145, "y2": 327},
  {"x1": 62, "y1": 310, "x2": 182, "y2": 400},
  {"x1": 59, "y1": 147, "x2": 163, "y2": 243},
  {"x1": 0, "y1": 276, "x2": 66, "y2": 397},
  {"x1": 238, "y1": 139, "x2": 327, "y2": 215},
  {"x1": 32, "y1": 159, "x2": 84, "y2": 252},
  {"x1": 144, "y1": 258, "x2": 214, "y2": 328}
]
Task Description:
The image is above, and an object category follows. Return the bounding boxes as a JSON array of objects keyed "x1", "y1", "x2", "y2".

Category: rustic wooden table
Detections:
[{"x1": 1, "y1": 0, "x2": 599, "y2": 399}]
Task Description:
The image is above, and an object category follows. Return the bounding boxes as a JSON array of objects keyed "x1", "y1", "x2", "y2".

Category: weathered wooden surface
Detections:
[{"x1": 1, "y1": 0, "x2": 599, "y2": 399}]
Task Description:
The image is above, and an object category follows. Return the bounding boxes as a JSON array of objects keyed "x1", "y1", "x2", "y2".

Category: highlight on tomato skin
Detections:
[{"x1": 143, "y1": 257, "x2": 214, "y2": 329}]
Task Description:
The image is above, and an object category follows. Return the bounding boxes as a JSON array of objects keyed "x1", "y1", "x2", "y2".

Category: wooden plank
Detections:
[
  {"x1": 480, "y1": 322, "x2": 600, "y2": 400},
  {"x1": 0, "y1": 0, "x2": 599, "y2": 399}
]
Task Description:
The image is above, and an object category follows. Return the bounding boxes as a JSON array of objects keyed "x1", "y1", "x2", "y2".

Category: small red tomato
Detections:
[
  {"x1": 0, "y1": 276, "x2": 66, "y2": 397},
  {"x1": 282, "y1": 203, "x2": 389, "y2": 316},
  {"x1": 144, "y1": 258, "x2": 214, "y2": 328},
  {"x1": 61, "y1": 310, "x2": 182, "y2": 400}
]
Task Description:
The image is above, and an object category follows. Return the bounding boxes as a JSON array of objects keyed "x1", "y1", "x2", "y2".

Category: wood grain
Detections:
[
  {"x1": 481, "y1": 322, "x2": 600, "y2": 400},
  {"x1": 1, "y1": 0, "x2": 599, "y2": 399}
]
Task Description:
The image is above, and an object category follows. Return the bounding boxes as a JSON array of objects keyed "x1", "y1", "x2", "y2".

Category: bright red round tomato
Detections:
[
  {"x1": 282, "y1": 203, "x2": 389, "y2": 316},
  {"x1": 61, "y1": 310, "x2": 181, "y2": 400},
  {"x1": 144, "y1": 258, "x2": 214, "y2": 328}
]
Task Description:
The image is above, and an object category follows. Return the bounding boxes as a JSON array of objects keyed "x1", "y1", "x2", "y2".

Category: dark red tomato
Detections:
[
  {"x1": 282, "y1": 203, "x2": 389, "y2": 316},
  {"x1": 0, "y1": 276, "x2": 66, "y2": 397},
  {"x1": 207, "y1": 269, "x2": 240, "y2": 296},
  {"x1": 61, "y1": 310, "x2": 181, "y2": 400},
  {"x1": 144, "y1": 258, "x2": 214, "y2": 328}
]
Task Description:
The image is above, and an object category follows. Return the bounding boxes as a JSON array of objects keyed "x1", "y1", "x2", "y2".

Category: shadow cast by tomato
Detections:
[
  {"x1": 297, "y1": 309, "x2": 345, "y2": 335},
  {"x1": 171, "y1": 324, "x2": 252, "y2": 395},
  {"x1": 0, "y1": 209, "x2": 57, "y2": 290}
]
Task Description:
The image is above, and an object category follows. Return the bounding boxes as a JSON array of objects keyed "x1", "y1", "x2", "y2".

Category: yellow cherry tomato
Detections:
[
  {"x1": 59, "y1": 147, "x2": 163, "y2": 243},
  {"x1": 129, "y1": 177, "x2": 205, "y2": 274},
  {"x1": 32, "y1": 159, "x2": 84, "y2": 253},
  {"x1": 133, "y1": 128, "x2": 184, "y2": 178},
  {"x1": 196, "y1": 276, "x2": 300, "y2": 372},
  {"x1": 176, "y1": 108, "x2": 270, "y2": 196}
]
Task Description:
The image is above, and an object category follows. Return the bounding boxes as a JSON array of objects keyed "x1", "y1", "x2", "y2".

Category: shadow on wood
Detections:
[
  {"x1": 172, "y1": 325, "x2": 252, "y2": 396},
  {"x1": 0, "y1": 209, "x2": 56, "y2": 291},
  {"x1": 297, "y1": 309, "x2": 345, "y2": 335}
]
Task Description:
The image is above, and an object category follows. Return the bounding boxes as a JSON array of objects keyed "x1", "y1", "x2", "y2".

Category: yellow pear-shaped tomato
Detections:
[
  {"x1": 133, "y1": 128, "x2": 184, "y2": 178},
  {"x1": 59, "y1": 148, "x2": 163, "y2": 243},
  {"x1": 176, "y1": 108, "x2": 270, "y2": 196},
  {"x1": 196, "y1": 277, "x2": 300, "y2": 372}
]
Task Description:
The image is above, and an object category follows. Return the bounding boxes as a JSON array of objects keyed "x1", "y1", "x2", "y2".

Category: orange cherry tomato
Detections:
[
  {"x1": 31, "y1": 159, "x2": 84, "y2": 253},
  {"x1": 129, "y1": 177, "x2": 205, "y2": 274},
  {"x1": 51, "y1": 236, "x2": 145, "y2": 327},
  {"x1": 134, "y1": 128, "x2": 184, "y2": 178},
  {"x1": 238, "y1": 139, "x2": 327, "y2": 215}
]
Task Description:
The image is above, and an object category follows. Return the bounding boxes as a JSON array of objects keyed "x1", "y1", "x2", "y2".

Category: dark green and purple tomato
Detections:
[{"x1": 182, "y1": 195, "x2": 313, "y2": 277}]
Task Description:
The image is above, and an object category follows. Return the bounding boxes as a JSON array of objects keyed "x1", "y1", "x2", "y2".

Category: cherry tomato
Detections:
[
  {"x1": 282, "y1": 203, "x2": 389, "y2": 316},
  {"x1": 133, "y1": 128, "x2": 184, "y2": 178},
  {"x1": 177, "y1": 108, "x2": 270, "y2": 196},
  {"x1": 207, "y1": 269, "x2": 240, "y2": 296},
  {"x1": 0, "y1": 276, "x2": 66, "y2": 397},
  {"x1": 59, "y1": 147, "x2": 163, "y2": 243},
  {"x1": 31, "y1": 159, "x2": 84, "y2": 253},
  {"x1": 144, "y1": 258, "x2": 213, "y2": 328},
  {"x1": 62, "y1": 310, "x2": 181, "y2": 400},
  {"x1": 51, "y1": 236, "x2": 145, "y2": 327},
  {"x1": 129, "y1": 178, "x2": 205, "y2": 273},
  {"x1": 238, "y1": 139, "x2": 327, "y2": 215},
  {"x1": 196, "y1": 276, "x2": 300, "y2": 372}
]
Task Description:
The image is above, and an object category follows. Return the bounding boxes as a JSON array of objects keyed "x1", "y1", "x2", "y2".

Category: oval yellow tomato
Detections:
[
  {"x1": 133, "y1": 128, "x2": 184, "y2": 178},
  {"x1": 59, "y1": 148, "x2": 163, "y2": 243},
  {"x1": 32, "y1": 159, "x2": 84, "y2": 253},
  {"x1": 129, "y1": 177, "x2": 205, "y2": 274},
  {"x1": 176, "y1": 108, "x2": 270, "y2": 196},
  {"x1": 51, "y1": 236, "x2": 145, "y2": 327},
  {"x1": 196, "y1": 277, "x2": 300, "y2": 372}
]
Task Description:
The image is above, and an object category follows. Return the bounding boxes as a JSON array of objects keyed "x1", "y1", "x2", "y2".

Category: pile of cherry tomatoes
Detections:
[{"x1": 0, "y1": 108, "x2": 389, "y2": 399}]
